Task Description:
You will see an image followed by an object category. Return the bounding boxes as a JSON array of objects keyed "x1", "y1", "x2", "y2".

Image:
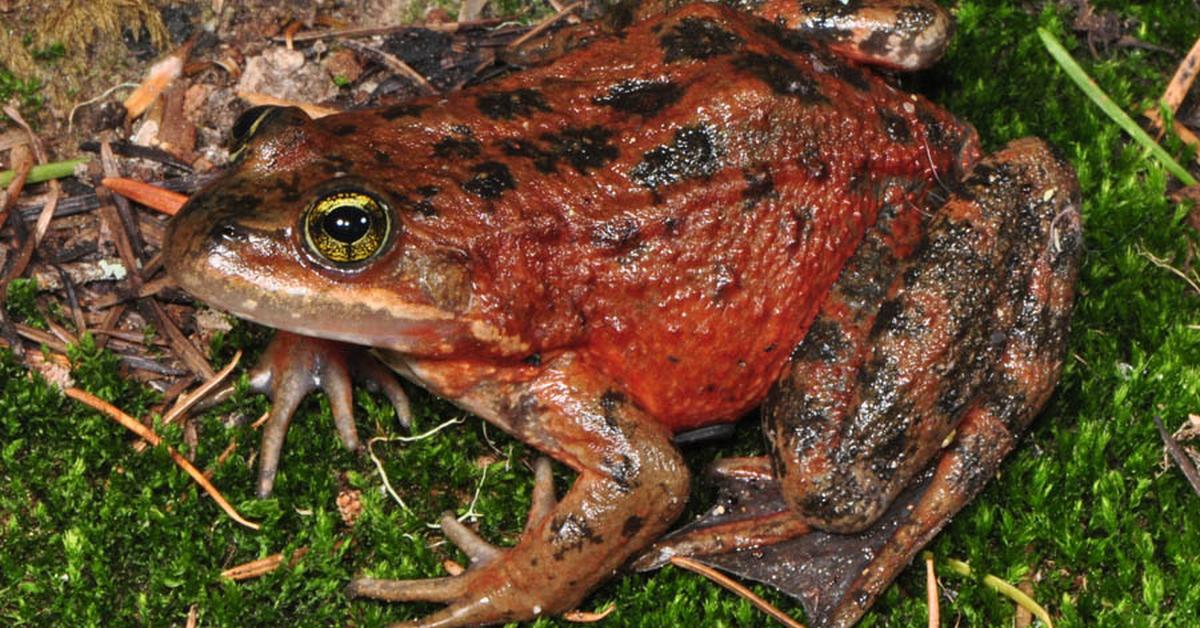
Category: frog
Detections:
[{"x1": 162, "y1": 0, "x2": 1083, "y2": 625}]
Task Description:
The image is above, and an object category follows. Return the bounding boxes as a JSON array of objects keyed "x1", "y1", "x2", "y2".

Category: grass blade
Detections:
[{"x1": 1038, "y1": 27, "x2": 1198, "y2": 186}]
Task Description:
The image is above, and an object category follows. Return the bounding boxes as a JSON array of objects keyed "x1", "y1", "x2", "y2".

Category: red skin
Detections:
[{"x1": 163, "y1": 1, "x2": 1079, "y2": 626}]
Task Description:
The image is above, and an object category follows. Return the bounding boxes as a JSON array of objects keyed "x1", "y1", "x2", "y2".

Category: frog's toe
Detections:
[
  {"x1": 523, "y1": 457, "x2": 556, "y2": 532},
  {"x1": 346, "y1": 574, "x2": 466, "y2": 604},
  {"x1": 349, "y1": 458, "x2": 567, "y2": 626},
  {"x1": 356, "y1": 355, "x2": 413, "y2": 430},
  {"x1": 246, "y1": 332, "x2": 415, "y2": 496}
]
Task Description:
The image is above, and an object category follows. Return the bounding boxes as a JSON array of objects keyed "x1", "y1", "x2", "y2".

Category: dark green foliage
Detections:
[
  {"x1": 0, "y1": 67, "x2": 44, "y2": 121},
  {"x1": 3, "y1": 0, "x2": 1200, "y2": 625}
]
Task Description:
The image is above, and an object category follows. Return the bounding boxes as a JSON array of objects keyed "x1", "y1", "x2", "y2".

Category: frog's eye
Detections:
[
  {"x1": 302, "y1": 190, "x2": 392, "y2": 266},
  {"x1": 229, "y1": 105, "x2": 281, "y2": 160}
]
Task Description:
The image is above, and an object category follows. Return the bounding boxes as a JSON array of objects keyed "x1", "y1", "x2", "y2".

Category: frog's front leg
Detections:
[
  {"x1": 250, "y1": 331, "x2": 412, "y2": 497},
  {"x1": 347, "y1": 352, "x2": 690, "y2": 626}
]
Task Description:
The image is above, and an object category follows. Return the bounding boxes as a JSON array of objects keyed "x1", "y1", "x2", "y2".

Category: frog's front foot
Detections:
[
  {"x1": 250, "y1": 331, "x2": 412, "y2": 497},
  {"x1": 350, "y1": 354, "x2": 690, "y2": 626},
  {"x1": 347, "y1": 458, "x2": 560, "y2": 626}
]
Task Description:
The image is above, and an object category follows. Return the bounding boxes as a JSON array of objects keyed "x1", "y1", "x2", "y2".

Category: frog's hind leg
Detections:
[
  {"x1": 750, "y1": 0, "x2": 953, "y2": 70},
  {"x1": 634, "y1": 139, "x2": 1082, "y2": 627}
]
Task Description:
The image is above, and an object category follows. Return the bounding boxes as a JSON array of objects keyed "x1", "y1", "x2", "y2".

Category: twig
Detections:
[
  {"x1": 68, "y1": 82, "x2": 139, "y2": 134},
  {"x1": 507, "y1": 2, "x2": 581, "y2": 50},
  {"x1": 99, "y1": 140, "x2": 146, "y2": 260},
  {"x1": 18, "y1": 172, "x2": 218, "y2": 223},
  {"x1": 340, "y1": 39, "x2": 435, "y2": 94},
  {"x1": 1162, "y1": 36, "x2": 1200, "y2": 113},
  {"x1": 141, "y1": 299, "x2": 216, "y2": 380},
  {"x1": 81, "y1": 140, "x2": 193, "y2": 173},
  {"x1": 133, "y1": 351, "x2": 241, "y2": 454},
  {"x1": 1137, "y1": 244, "x2": 1200, "y2": 295},
  {"x1": 64, "y1": 387, "x2": 260, "y2": 530},
  {"x1": 1155, "y1": 416, "x2": 1200, "y2": 496},
  {"x1": 101, "y1": 177, "x2": 188, "y2": 215},
  {"x1": 1039, "y1": 28, "x2": 1198, "y2": 186},
  {"x1": 220, "y1": 547, "x2": 311, "y2": 580},
  {"x1": 270, "y1": 19, "x2": 506, "y2": 44},
  {"x1": 669, "y1": 556, "x2": 805, "y2": 627},
  {"x1": 161, "y1": 351, "x2": 242, "y2": 427},
  {"x1": 925, "y1": 552, "x2": 940, "y2": 628},
  {"x1": 944, "y1": 558, "x2": 1053, "y2": 627},
  {"x1": 563, "y1": 603, "x2": 616, "y2": 623},
  {"x1": 0, "y1": 157, "x2": 89, "y2": 188},
  {"x1": 367, "y1": 417, "x2": 465, "y2": 511}
]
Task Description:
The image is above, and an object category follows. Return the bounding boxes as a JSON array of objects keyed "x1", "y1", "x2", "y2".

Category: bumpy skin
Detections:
[{"x1": 162, "y1": 0, "x2": 1078, "y2": 625}]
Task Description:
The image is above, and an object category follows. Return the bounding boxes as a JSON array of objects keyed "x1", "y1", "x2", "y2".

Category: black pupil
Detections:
[{"x1": 323, "y1": 205, "x2": 371, "y2": 243}]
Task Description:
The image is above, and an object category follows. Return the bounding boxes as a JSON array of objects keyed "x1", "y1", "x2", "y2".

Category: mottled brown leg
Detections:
[
  {"x1": 634, "y1": 139, "x2": 1081, "y2": 627},
  {"x1": 770, "y1": 139, "x2": 1081, "y2": 533},
  {"x1": 249, "y1": 332, "x2": 412, "y2": 497},
  {"x1": 348, "y1": 353, "x2": 690, "y2": 627},
  {"x1": 632, "y1": 457, "x2": 811, "y2": 571},
  {"x1": 507, "y1": 0, "x2": 952, "y2": 71}
]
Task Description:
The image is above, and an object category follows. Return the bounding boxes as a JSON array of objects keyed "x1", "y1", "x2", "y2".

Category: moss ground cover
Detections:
[{"x1": 3, "y1": 1, "x2": 1200, "y2": 625}]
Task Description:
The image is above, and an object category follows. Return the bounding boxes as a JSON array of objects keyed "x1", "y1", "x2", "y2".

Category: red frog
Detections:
[{"x1": 163, "y1": 0, "x2": 1082, "y2": 625}]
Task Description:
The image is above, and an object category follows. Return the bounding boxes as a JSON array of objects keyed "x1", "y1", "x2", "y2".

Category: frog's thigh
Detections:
[
  {"x1": 353, "y1": 352, "x2": 690, "y2": 625},
  {"x1": 768, "y1": 138, "x2": 1082, "y2": 534},
  {"x1": 815, "y1": 179, "x2": 1081, "y2": 626}
]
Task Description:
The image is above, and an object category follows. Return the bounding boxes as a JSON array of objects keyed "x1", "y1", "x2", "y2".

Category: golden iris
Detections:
[{"x1": 302, "y1": 190, "x2": 390, "y2": 265}]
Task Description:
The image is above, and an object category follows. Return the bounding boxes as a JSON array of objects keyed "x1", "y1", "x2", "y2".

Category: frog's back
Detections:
[{"x1": 323, "y1": 3, "x2": 976, "y2": 428}]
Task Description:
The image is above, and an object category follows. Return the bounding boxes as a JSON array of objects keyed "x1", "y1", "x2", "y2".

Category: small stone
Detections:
[{"x1": 323, "y1": 49, "x2": 363, "y2": 86}]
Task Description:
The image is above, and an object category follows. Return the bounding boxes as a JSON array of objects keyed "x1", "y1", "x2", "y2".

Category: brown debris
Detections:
[
  {"x1": 1155, "y1": 416, "x2": 1200, "y2": 498},
  {"x1": 1146, "y1": 34, "x2": 1200, "y2": 171},
  {"x1": 337, "y1": 489, "x2": 364, "y2": 525},
  {"x1": 0, "y1": 3, "x2": 559, "y2": 590},
  {"x1": 64, "y1": 387, "x2": 260, "y2": 530}
]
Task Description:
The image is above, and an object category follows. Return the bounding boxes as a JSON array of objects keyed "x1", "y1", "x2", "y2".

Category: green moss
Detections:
[
  {"x1": 0, "y1": 66, "x2": 44, "y2": 119},
  {"x1": 3, "y1": 1, "x2": 1200, "y2": 626},
  {"x1": 4, "y1": 278, "x2": 46, "y2": 329}
]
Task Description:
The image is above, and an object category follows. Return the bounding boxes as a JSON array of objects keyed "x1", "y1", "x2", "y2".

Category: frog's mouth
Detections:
[{"x1": 163, "y1": 188, "x2": 464, "y2": 355}]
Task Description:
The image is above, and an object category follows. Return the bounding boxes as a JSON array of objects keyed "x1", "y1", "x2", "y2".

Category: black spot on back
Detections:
[
  {"x1": 433, "y1": 133, "x2": 481, "y2": 159},
  {"x1": 403, "y1": 185, "x2": 440, "y2": 216},
  {"x1": 476, "y1": 88, "x2": 551, "y2": 120},
  {"x1": 462, "y1": 161, "x2": 515, "y2": 199},
  {"x1": 879, "y1": 109, "x2": 911, "y2": 144},
  {"x1": 593, "y1": 79, "x2": 684, "y2": 116},
  {"x1": 331, "y1": 123, "x2": 358, "y2": 136},
  {"x1": 378, "y1": 103, "x2": 426, "y2": 121},
  {"x1": 592, "y1": 218, "x2": 640, "y2": 250},
  {"x1": 733, "y1": 53, "x2": 825, "y2": 102},
  {"x1": 501, "y1": 126, "x2": 619, "y2": 176},
  {"x1": 660, "y1": 17, "x2": 743, "y2": 63},
  {"x1": 741, "y1": 168, "x2": 776, "y2": 210},
  {"x1": 542, "y1": 126, "x2": 618, "y2": 175},
  {"x1": 631, "y1": 124, "x2": 722, "y2": 189}
]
